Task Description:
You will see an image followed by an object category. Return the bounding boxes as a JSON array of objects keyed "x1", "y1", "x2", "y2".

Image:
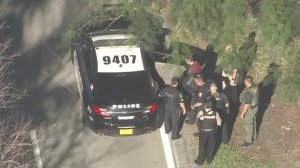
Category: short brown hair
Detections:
[
  {"x1": 204, "y1": 100, "x2": 213, "y2": 109},
  {"x1": 245, "y1": 75, "x2": 254, "y2": 84},
  {"x1": 195, "y1": 74, "x2": 203, "y2": 81}
]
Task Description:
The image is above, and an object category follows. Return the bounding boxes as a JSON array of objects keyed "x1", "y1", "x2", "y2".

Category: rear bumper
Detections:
[
  {"x1": 89, "y1": 126, "x2": 157, "y2": 136},
  {"x1": 85, "y1": 111, "x2": 158, "y2": 136}
]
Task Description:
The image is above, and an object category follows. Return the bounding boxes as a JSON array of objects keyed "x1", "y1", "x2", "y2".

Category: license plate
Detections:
[
  {"x1": 120, "y1": 129, "x2": 133, "y2": 135},
  {"x1": 118, "y1": 116, "x2": 135, "y2": 120}
]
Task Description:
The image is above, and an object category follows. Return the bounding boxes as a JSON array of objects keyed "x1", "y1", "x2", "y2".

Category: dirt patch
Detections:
[{"x1": 230, "y1": 97, "x2": 300, "y2": 168}]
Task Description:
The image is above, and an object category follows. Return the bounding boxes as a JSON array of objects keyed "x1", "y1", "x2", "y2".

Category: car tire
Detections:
[{"x1": 154, "y1": 97, "x2": 165, "y2": 128}]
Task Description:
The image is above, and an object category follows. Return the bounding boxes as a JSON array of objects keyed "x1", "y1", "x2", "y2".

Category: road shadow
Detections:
[{"x1": 256, "y1": 63, "x2": 280, "y2": 136}]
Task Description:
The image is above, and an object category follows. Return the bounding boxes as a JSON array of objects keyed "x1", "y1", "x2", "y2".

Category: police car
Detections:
[{"x1": 71, "y1": 31, "x2": 164, "y2": 136}]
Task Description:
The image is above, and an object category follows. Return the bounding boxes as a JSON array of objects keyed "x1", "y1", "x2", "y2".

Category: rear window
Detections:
[
  {"x1": 92, "y1": 71, "x2": 154, "y2": 104},
  {"x1": 94, "y1": 71, "x2": 149, "y2": 94}
]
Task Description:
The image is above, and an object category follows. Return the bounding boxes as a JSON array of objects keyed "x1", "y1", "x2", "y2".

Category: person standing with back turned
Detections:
[
  {"x1": 239, "y1": 75, "x2": 259, "y2": 148},
  {"x1": 195, "y1": 100, "x2": 222, "y2": 167},
  {"x1": 160, "y1": 77, "x2": 187, "y2": 140}
]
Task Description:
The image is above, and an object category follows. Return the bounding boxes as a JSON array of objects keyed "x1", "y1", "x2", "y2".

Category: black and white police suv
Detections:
[{"x1": 71, "y1": 31, "x2": 164, "y2": 136}]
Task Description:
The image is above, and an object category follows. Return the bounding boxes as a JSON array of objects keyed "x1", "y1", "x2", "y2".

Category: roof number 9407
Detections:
[{"x1": 103, "y1": 55, "x2": 136, "y2": 65}]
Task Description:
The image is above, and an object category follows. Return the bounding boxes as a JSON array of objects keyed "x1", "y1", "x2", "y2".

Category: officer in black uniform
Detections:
[
  {"x1": 195, "y1": 100, "x2": 221, "y2": 166},
  {"x1": 207, "y1": 82, "x2": 230, "y2": 144},
  {"x1": 186, "y1": 75, "x2": 210, "y2": 124},
  {"x1": 160, "y1": 77, "x2": 187, "y2": 140}
]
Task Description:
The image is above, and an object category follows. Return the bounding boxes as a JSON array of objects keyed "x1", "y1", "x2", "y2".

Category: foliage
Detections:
[
  {"x1": 0, "y1": 22, "x2": 34, "y2": 167},
  {"x1": 70, "y1": 0, "x2": 300, "y2": 103},
  {"x1": 122, "y1": 1, "x2": 163, "y2": 50},
  {"x1": 66, "y1": 0, "x2": 163, "y2": 50},
  {"x1": 0, "y1": 116, "x2": 34, "y2": 168},
  {"x1": 169, "y1": 0, "x2": 300, "y2": 103},
  {"x1": 205, "y1": 145, "x2": 274, "y2": 168},
  {"x1": 260, "y1": 0, "x2": 292, "y2": 44},
  {"x1": 220, "y1": 0, "x2": 247, "y2": 48}
]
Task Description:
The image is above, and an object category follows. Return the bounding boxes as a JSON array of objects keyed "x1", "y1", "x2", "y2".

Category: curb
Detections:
[{"x1": 170, "y1": 124, "x2": 198, "y2": 168}]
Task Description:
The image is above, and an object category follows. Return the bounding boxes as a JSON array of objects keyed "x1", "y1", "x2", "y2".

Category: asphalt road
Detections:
[
  {"x1": 17, "y1": 41, "x2": 169, "y2": 168},
  {"x1": 11, "y1": 35, "x2": 168, "y2": 168},
  {"x1": 0, "y1": 1, "x2": 168, "y2": 168}
]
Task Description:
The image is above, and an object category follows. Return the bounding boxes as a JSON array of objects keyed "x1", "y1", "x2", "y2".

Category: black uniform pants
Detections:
[
  {"x1": 197, "y1": 130, "x2": 216, "y2": 165},
  {"x1": 164, "y1": 108, "x2": 180, "y2": 138},
  {"x1": 187, "y1": 108, "x2": 197, "y2": 124},
  {"x1": 218, "y1": 111, "x2": 229, "y2": 144}
]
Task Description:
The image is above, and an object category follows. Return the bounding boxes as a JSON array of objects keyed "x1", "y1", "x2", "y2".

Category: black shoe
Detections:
[
  {"x1": 171, "y1": 135, "x2": 181, "y2": 140},
  {"x1": 241, "y1": 141, "x2": 252, "y2": 148},
  {"x1": 185, "y1": 120, "x2": 194, "y2": 125},
  {"x1": 194, "y1": 159, "x2": 203, "y2": 166}
]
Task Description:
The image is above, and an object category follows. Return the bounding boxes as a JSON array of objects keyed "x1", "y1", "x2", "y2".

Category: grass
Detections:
[{"x1": 204, "y1": 145, "x2": 275, "y2": 168}]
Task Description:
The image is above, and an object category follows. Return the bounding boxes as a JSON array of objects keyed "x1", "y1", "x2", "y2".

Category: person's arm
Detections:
[
  {"x1": 193, "y1": 102, "x2": 202, "y2": 108},
  {"x1": 223, "y1": 93, "x2": 230, "y2": 113},
  {"x1": 230, "y1": 69, "x2": 238, "y2": 86},
  {"x1": 196, "y1": 111, "x2": 204, "y2": 120},
  {"x1": 225, "y1": 102, "x2": 230, "y2": 113},
  {"x1": 180, "y1": 102, "x2": 186, "y2": 115},
  {"x1": 178, "y1": 92, "x2": 186, "y2": 115},
  {"x1": 240, "y1": 104, "x2": 250, "y2": 119},
  {"x1": 216, "y1": 112, "x2": 222, "y2": 126}
]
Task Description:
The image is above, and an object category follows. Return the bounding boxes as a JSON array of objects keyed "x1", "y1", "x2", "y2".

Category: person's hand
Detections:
[
  {"x1": 222, "y1": 70, "x2": 228, "y2": 77},
  {"x1": 194, "y1": 103, "x2": 202, "y2": 107},
  {"x1": 226, "y1": 108, "x2": 230, "y2": 114},
  {"x1": 239, "y1": 112, "x2": 245, "y2": 119},
  {"x1": 182, "y1": 109, "x2": 187, "y2": 115},
  {"x1": 230, "y1": 79, "x2": 237, "y2": 86}
]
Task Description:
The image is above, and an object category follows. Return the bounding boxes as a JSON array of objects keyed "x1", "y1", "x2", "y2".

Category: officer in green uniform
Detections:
[
  {"x1": 237, "y1": 31, "x2": 258, "y2": 85},
  {"x1": 239, "y1": 75, "x2": 259, "y2": 148},
  {"x1": 238, "y1": 31, "x2": 258, "y2": 65}
]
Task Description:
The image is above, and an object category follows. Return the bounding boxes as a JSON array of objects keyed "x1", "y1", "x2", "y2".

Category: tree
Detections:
[
  {"x1": 67, "y1": 0, "x2": 163, "y2": 51},
  {"x1": 0, "y1": 21, "x2": 34, "y2": 168},
  {"x1": 70, "y1": 0, "x2": 300, "y2": 103},
  {"x1": 168, "y1": 0, "x2": 300, "y2": 103}
]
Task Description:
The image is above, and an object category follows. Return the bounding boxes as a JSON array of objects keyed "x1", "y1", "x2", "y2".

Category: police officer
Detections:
[
  {"x1": 239, "y1": 31, "x2": 258, "y2": 65},
  {"x1": 195, "y1": 100, "x2": 222, "y2": 166},
  {"x1": 239, "y1": 75, "x2": 259, "y2": 148},
  {"x1": 207, "y1": 82, "x2": 230, "y2": 144},
  {"x1": 160, "y1": 77, "x2": 187, "y2": 140},
  {"x1": 185, "y1": 75, "x2": 209, "y2": 124}
]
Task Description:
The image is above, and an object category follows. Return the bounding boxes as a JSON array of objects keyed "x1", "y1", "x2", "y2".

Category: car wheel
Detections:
[{"x1": 154, "y1": 97, "x2": 165, "y2": 128}]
